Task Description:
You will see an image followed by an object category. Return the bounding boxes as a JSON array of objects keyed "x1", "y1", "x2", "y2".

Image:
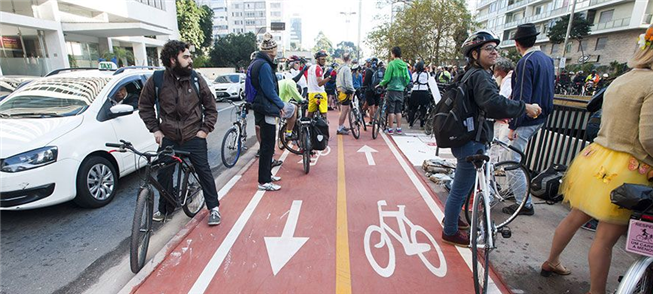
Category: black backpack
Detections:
[
  {"x1": 431, "y1": 68, "x2": 483, "y2": 148},
  {"x1": 531, "y1": 164, "x2": 567, "y2": 203},
  {"x1": 310, "y1": 116, "x2": 330, "y2": 151}
]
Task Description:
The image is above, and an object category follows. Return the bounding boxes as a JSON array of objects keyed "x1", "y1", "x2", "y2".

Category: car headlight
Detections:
[{"x1": 1, "y1": 146, "x2": 58, "y2": 173}]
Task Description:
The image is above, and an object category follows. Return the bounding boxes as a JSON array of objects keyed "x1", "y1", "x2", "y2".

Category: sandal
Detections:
[{"x1": 540, "y1": 261, "x2": 571, "y2": 277}]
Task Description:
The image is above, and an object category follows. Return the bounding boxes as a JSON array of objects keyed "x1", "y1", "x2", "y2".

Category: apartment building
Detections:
[
  {"x1": 0, "y1": 0, "x2": 179, "y2": 76},
  {"x1": 289, "y1": 15, "x2": 303, "y2": 50},
  {"x1": 475, "y1": 0, "x2": 653, "y2": 66}
]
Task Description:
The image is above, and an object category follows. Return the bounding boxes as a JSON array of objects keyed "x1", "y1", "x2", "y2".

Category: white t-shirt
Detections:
[
  {"x1": 412, "y1": 72, "x2": 430, "y2": 91},
  {"x1": 288, "y1": 68, "x2": 307, "y2": 88},
  {"x1": 499, "y1": 71, "x2": 513, "y2": 99},
  {"x1": 306, "y1": 64, "x2": 325, "y2": 93}
]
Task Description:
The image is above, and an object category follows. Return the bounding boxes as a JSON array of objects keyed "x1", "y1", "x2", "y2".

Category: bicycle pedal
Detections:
[{"x1": 499, "y1": 227, "x2": 512, "y2": 238}]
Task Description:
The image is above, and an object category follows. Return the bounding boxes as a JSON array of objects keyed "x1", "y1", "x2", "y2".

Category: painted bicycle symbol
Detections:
[
  {"x1": 296, "y1": 146, "x2": 331, "y2": 166},
  {"x1": 364, "y1": 200, "x2": 447, "y2": 278}
]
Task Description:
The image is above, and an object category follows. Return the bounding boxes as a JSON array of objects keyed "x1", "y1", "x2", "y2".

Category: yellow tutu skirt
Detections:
[{"x1": 561, "y1": 143, "x2": 653, "y2": 225}]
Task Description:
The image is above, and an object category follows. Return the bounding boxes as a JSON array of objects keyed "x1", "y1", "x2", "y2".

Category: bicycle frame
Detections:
[
  {"x1": 471, "y1": 160, "x2": 496, "y2": 250},
  {"x1": 141, "y1": 155, "x2": 196, "y2": 208}
]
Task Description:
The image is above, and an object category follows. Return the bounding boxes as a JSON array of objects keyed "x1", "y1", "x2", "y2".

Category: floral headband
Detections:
[{"x1": 637, "y1": 26, "x2": 653, "y2": 50}]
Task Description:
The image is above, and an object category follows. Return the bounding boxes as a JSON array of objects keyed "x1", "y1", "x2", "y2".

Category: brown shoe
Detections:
[
  {"x1": 441, "y1": 230, "x2": 469, "y2": 247},
  {"x1": 443, "y1": 217, "x2": 470, "y2": 230},
  {"x1": 540, "y1": 261, "x2": 571, "y2": 277}
]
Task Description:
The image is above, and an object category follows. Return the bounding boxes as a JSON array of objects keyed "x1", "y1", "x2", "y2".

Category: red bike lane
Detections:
[{"x1": 127, "y1": 115, "x2": 511, "y2": 294}]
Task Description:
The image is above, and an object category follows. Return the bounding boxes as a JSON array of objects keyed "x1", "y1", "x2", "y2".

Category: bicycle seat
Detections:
[{"x1": 466, "y1": 154, "x2": 490, "y2": 168}]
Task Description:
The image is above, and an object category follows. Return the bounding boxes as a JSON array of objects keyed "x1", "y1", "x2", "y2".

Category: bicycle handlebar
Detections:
[
  {"x1": 105, "y1": 140, "x2": 190, "y2": 158},
  {"x1": 492, "y1": 138, "x2": 526, "y2": 164}
]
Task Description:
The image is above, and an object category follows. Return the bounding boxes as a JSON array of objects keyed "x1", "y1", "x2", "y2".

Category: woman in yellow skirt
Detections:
[{"x1": 541, "y1": 24, "x2": 653, "y2": 294}]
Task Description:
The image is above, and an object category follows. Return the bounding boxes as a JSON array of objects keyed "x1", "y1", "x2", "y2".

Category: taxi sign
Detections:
[{"x1": 99, "y1": 61, "x2": 118, "y2": 71}]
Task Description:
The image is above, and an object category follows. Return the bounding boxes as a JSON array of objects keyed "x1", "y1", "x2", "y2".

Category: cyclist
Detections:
[
  {"x1": 306, "y1": 50, "x2": 333, "y2": 119},
  {"x1": 325, "y1": 62, "x2": 338, "y2": 110},
  {"x1": 138, "y1": 40, "x2": 221, "y2": 225},
  {"x1": 336, "y1": 53, "x2": 355, "y2": 135},
  {"x1": 440, "y1": 30, "x2": 541, "y2": 247},
  {"x1": 286, "y1": 55, "x2": 308, "y2": 97},
  {"x1": 278, "y1": 78, "x2": 304, "y2": 138},
  {"x1": 363, "y1": 57, "x2": 380, "y2": 125},
  {"x1": 378, "y1": 46, "x2": 411, "y2": 135}
]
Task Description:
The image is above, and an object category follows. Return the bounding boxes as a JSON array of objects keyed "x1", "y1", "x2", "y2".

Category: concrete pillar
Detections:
[
  {"x1": 98, "y1": 37, "x2": 113, "y2": 56},
  {"x1": 630, "y1": 0, "x2": 648, "y2": 28},
  {"x1": 156, "y1": 46, "x2": 163, "y2": 66},
  {"x1": 44, "y1": 29, "x2": 68, "y2": 70},
  {"x1": 133, "y1": 42, "x2": 147, "y2": 66}
]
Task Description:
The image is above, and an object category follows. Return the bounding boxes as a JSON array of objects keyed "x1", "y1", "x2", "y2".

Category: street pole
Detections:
[
  {"x1": 560, "y1": 0, "x2": 577, "y2": 74},
  {"x1": 357, "y1": 0, "x2": 362, "y2": 61}
]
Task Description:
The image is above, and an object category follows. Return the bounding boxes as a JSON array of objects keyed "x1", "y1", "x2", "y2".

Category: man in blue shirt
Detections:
[{"x1": 504, "y1": 23, "x2": 555, "y2": 216}]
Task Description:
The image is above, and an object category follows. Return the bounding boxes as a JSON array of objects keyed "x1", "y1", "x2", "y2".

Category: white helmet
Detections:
[{"x1": 602, "y1": 73, "x2": 608, "y2": 78}]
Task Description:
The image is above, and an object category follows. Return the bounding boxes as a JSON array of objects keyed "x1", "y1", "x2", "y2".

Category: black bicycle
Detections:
[
  {"x1": 298, "y1": 95, "x2": 327, "y2": 174},
  {"x1": 348, "y1": 92, "x2": 362, "y2": 139},
  {"x1": 278, "y1": 100, "x2": 306, "y2": 155},
  {"x1": 371, "y1": 88, "x2": 387, "y2": 140},
  {"x1": 106, "y1": 140, "x2": 205, "y2": 273}
]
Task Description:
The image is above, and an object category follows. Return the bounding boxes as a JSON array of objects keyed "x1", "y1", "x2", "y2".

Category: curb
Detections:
[{"x1": 118, "y1": 155, "x2": 258, "y2": 294}]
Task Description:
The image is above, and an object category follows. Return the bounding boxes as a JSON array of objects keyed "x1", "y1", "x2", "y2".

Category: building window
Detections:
[
  {"x1": 233, "y1": 4, "x2": 240, "y2": 9},
  {"x1": 271, "y1": 2, "x2": 281, "y2": 8},
  {"x1": 595, "y1": 37, "x2": 608, "y2": 50},
  {"x1": 534, "y1": 5, "x2": 543, "y2": 15},
  {"x1": 566, "y1": 42, "x2": 571, "y2": 53},
  {"x1": 598, "y1": 9, "x2": 613, "y2": 23},
  {"x1": 246, "y1": 20, "x2": 255, "y2": 25},
  {"x1": 272, "y1": 11, "x2": 281, "y2": 17},
  {"x1": 551, "y1": 43, "x2": 559, "y2": 54},
  {"x1": 245, "y1": 12, "x2": 255, "y2": 17},
  {"x1": 259, "y1": 2, "x2": 268, "y2": 9}
]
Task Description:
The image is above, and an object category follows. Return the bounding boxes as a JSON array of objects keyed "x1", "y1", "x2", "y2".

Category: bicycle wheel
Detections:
[
  {"x1": 302, "y1": 128, "x2": 311, "y2": 174},
  {"x1": 411, "y1": 225, "x2": 447, "y2": 277},
  {"x1": 348, "y1": 107, "x2": 361, "y2": 139},
  {"x1": 424, "y1": 110, "x2": 435, "y2": 136},
  {"x1": 221, "y1": 126, "x2": 241, "y2": 168},
  {"x1": 470, "y1": 191, "x2": 490, "y2": 294},
  {"x1": 616, "y1": 257, "x2": 653, "y2": 294},
  {"x1": 363, "y1": 225, "x2": 395, "y2": 278},
  {"x1": 130, "y1": 187, "x2": 153, "y2": 273},
  {"x1": 181, "y1": 169, "x2": 205, "y2": 217},
  {"x1": 372, "y1": 109, "x2": 381, "y2": 139},
  {"x1": 279, "y1": 122, "x2": 302, "y2": 155}
]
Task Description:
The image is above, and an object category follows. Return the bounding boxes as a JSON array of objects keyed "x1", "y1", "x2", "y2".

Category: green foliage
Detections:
[
  {"x1": 193, "y1": 55, "x2": 211, "y2": 68},
  {"x1": 312, "y1": 31, "x2": 334, "y2": 60},
  {"x1": 209, "y1": 33, "x2": 256, "y2": 69},
  {"x1": 609, "y1": 60, "x2": 629, "y2": 76},
  {"x1": 501, "y1": 48, "x2": 521, "y2": 64},
  {"x1": 101, "y1": 47, "x2": 134, "y2": 67},
  {"x1": 333, "y1": 41, "x2": 360, "y2": 60},
  {"x1": 199, "y1": 5, "x2": 214, "y2": 49},
  {"x1": 547, "y1": 13, "x2": 593, "y2": 44},
  {"x1": 365, "y1": 0, "x2": 474, "y2": 65},
  {"x1": 68, "y1": 54, "x2": 78, "y2": 68},
  {"x1": 176, "y1": 0, "x2": 205, "y2": 48}
]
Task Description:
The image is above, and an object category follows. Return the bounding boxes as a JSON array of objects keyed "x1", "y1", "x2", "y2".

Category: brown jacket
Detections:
[{"x1": 139, "y1": 70, "x2": 218, "y2": 143}]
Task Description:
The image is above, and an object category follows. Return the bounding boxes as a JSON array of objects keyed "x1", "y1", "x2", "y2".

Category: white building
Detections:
[
  {"x1": 0, "y1": 0, "x2": 179, "y2": 76},
  {"x1": 475, "y1": 0, "x2": 653, "y2": 66},
  {"x1": 289, "y1": 15, "x2": 302, "y2": 50}
]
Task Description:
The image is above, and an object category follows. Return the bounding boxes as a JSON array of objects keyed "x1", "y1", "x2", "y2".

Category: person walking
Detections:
[
  {"x1": 250, "y1": 33, "x2": 285, "y2": 191},
  {"x1": 541, "y1": 24, "x2": 653, "y2": 294},
  {"x1": 407, "y1": 61, "x2": 431, "y2": 129},
  {"x1": 336, "y1": 53, "x2": 355, "y2": 135},
  {"x1": 377, "y1": 47, "x2": 410, "y2": 135},
  {"x1": 440, "y1": 30, "x2": 541, "y2": 246},
  {"x1": 138, "y1": 40, "x2": 221, "y2": 225},
  {"x1": 502, "y1": 23, "x2": 555, "y2": 217}
]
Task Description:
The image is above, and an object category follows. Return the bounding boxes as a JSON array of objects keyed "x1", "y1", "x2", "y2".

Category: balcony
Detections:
[
  {"x1": 477, "y1": 0, "x2": 493, "y2": 9},
  {"x1": 594, "y1": 17, "x2": 631, "y2": 31},
  {"x1": 501, "y1": 39, "x2": 516, "y2": 47}
]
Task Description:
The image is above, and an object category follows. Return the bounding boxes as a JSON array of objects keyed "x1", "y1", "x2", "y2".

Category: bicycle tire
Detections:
[
  {"x1": 130, "y1": 187, "x2": 153, "y2": 273},
  {"x1": 372, "y1": 109, "x2": 381, "y2": 139},
  {"x1": 279, "y1": 122, "x2": 302, "y2": 155},
  {"x1": 349, "y1": 107, "x2": 361, "y2": 139},
  {"x1": 464, "y1": 161, "x2": 531, "y2": 229},
  {"x1": 616, "y1": 257, "x2": 653, "y2": 294},
  {"x1": 181, "y1": 169, "x2": 205, "y2": 217},
  {"x1": 424, "y1": 110, "x2": 435, "y2": 136},
  {"x1": 471, "y1": 191, "x2": 490, "y2": 294},
  {"x1": 221, "y1": 126, "x2": 241, "y2": 168},
  {"x1": 302, "y1": 127, "x2": 311, "y2": 174}
]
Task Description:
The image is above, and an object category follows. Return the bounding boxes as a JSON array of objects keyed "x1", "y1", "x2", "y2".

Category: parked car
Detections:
[
  {"x1": 0, "y1": 75, "x2": 39, "y2": 101},
  {"x1": 0, "y1": 64, "x2": 160, "y2": 210},
  {"x1": 212, "y1": 73, "x2": 245, "y2": 101}
]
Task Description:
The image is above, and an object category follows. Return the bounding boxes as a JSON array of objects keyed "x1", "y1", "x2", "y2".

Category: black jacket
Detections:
[
  {"x1": 465, "y1": 67, "x2": 526, "y2": 142},
  {"x1": 251, "y1": 51, "x2": 283, "y2": 117}
]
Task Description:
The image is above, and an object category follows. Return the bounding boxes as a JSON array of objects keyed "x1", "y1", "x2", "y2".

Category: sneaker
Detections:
[
  {"x1": 502, "y1": 203, "x2": 535, "y2": 216},
  {"x1": 255, "y1": 150, "x2": 260, "y2": 158},
  {"x1": 441, "y1": 230, "x2": 469, "y2": 247},
  {"x1": 271, "y1": 175, "x2": 281, "y2": 182},
  {"x1": 258, "y1": 182, "x2": 281, "y2": 191},
  {"x1": 208, "y1": 208, "x2": 221, "y2": 226},
  {"x1": 443, "y1": 217, "x2": 470, "y2": 230},
  {"x1": 396, "y1": 128, "x2": 403, "y2": 135},
  {"x1": 152, "y1": 211, "x2": 171, "y2": 222},
  {"x1": 271, "y1": 159, "x2": 283, "y2": 167},
  {"x1": 581, "y1": 219, "x2": 598, "y2": 232},
  {"x1": 337, "y1": 129, "x2": 350, "y2": 135},
  {"x1": 385, "y1": 128, "x2": 394, "y2": 134}
]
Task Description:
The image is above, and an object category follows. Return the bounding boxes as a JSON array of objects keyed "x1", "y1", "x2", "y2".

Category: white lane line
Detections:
[
  {"x1": 218, "y1": 105, "x2": 235, "y2": 113},
  {"x1": 380, "y1": 133, "x2": 502, "y2": 294},
  {"x1": 218, "y1": 175, "x2": 241, "y2": 201},
  {"x1": 188, "y1": 149, "x2": 290, "y2": 294}
]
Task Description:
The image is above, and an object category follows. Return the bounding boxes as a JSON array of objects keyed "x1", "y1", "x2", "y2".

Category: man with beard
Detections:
[{"x1": 139, "y1": 40, "x2": 221, "y2": 226}]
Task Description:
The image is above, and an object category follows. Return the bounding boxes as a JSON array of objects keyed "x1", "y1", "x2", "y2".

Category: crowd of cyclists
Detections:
[{"x1": 555, "y1": 69, "x2": 611, "y2": 96}]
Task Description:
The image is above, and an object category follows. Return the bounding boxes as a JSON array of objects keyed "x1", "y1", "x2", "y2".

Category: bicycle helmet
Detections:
[
  {"x1": 331, "y1": 62, "x2": 338, "y2": 68},
  {"x1": 603, "y1": 73, "x2": 608, "y2": 78},
  {"x1": 314, "y1": 50, "x2": 328, "y2": 59},
  {"x1": 461, "y1": 30, "x2": 500, "y2": 57},
  {"x1": 287, "y1": 55, "x2": 300, "y2": 63},
  {"x1": 351, "y1": 64, "x2": 360, "y2": 71},
  {"x1": 569, "y1": 71, "x2": 575, "y2": 75}
]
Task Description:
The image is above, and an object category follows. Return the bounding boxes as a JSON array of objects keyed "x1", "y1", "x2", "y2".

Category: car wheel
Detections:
[{"x1": 74, "y1": 156, "x2": 118, "y2": 208}]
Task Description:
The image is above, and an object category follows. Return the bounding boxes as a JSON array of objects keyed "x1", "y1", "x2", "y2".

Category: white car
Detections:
[
  {"x1": 212, "y1": 73, "x2": 245, "y2": 101},
  {"x1": 0, "y1": 65, "x2": 159, "y2": 210}
]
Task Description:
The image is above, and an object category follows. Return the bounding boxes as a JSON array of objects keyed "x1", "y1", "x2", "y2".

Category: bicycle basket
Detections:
[{"x1": 611, "y1": 184, "x2": 653, "y2": 213}]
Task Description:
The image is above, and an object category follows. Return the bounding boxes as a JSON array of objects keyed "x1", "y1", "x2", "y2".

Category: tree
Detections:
[
  {"x1": 176, "y1": 0, "x2": 205, "y2": 48},
  {"x1": 547, "y1": 13, "x2": 592, "y2": 60},
  {"x1": 209, "y1": 33, "x2": 257, "y2": 69},
  {"x1": 312, "y1": 31, "x2": 334, "y2": 59},
  {"x1": 198, "y1": 5, "x2": 214, "y2": 51},
  {"x1": 501, "y1": 47, "x2": 521, "y2": 64},
  {"x1": 333, "y1": 41, "x2": 360, "y2": 60}
]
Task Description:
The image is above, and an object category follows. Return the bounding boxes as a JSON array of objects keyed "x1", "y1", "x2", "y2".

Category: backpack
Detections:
[
  {"x1": 431, "y1": 68, "x2": 483, "y2": 148},
  {"x1": 153, "y1": 70, "x2": 201, "y2": 121},
  {"x1": 530, "y1": 164, "x2": 567, "y2": 203},
  {"x1": 245, "y1": 59, "x2": 265, "y2": 103},
  {"x1": 371, "y1": 68, "x2": 384, "y2": 88},
  {"x1": 310, "y1": 116, "x2": 330, "y2": 151}
]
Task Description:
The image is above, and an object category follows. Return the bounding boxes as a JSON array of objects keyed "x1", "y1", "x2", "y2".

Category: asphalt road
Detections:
[{"x1": 0, "y1": 101, "x2": 257, "y2": 294}]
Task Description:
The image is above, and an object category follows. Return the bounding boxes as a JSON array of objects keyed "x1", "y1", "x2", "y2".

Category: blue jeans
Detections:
[
  {"x1": 443, "y1": 141, "x2": 487, "y2": 236},
  {"x1": 508, "y1": 124, "x2": 543, "y2": 208}
]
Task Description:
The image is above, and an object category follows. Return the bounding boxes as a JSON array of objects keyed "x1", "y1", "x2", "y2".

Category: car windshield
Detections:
[
  {"x1": 0, "y1": 77, "x2": 111, "y2": 118},
  {"x1": 214, "y1": 75, "x2": 239, "y2": 84}
]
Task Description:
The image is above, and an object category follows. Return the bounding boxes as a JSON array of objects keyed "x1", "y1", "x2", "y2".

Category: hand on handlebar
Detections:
[{"x1": 154, "y1": 130, "x2": 165, "y2": 146}]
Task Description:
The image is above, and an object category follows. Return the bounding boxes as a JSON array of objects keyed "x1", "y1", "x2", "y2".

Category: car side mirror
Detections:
[{"x1": 109, "y1": 104, "x2": 134, "y2": 118}]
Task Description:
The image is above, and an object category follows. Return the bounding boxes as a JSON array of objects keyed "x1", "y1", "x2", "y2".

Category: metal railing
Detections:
[
  {"x1": 524, "y1": 97, "x2": 590, "y2": 173},
  {"x1": 594, "y1": 17, "x2": 631, "y2": 31}
]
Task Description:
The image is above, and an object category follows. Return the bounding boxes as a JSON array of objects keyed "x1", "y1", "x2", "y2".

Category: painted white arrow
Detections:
[
  {"x1": 357, "y1": 145, "x2": 378, "y2": 166},
  {"x1": 264, "y1": 200, "x2": 309, "y2": 276}
]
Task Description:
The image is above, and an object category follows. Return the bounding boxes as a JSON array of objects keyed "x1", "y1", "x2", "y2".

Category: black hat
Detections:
[{"x1": 512, "y1": 23, "x2": 540, "y2": 40}]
